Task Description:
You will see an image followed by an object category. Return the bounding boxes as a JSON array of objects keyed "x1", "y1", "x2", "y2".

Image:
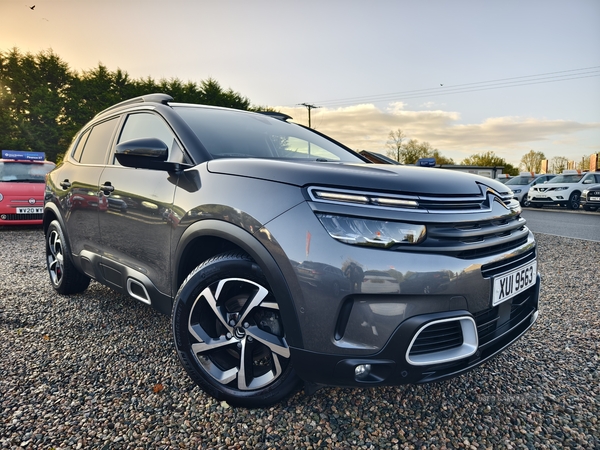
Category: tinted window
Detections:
[
  {"x1": 79, "y1": 118, "x2": 119, "y2": 165},
  {"x1": 174, "y1": 106, "x2": 363, "y2": 163},
  {"x1": 72, "y1": 129, "x2": 90, "y2": 162},
  {"x1": 115, "y1": 113, "x2": 187, "y2": 164},
  {"x1": 118, "y1": 113, "x2": 175, "y2": 150}
]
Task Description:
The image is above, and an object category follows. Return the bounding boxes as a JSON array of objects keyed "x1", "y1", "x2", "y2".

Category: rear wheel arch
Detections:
[{"x1": 174, "y1": 220, "x2": 303, "y2": 349}]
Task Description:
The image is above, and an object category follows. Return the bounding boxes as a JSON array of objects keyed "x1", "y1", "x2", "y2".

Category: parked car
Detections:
[
  {"x1": 0, "y1": 150, "x2": 55, "y2": 225},
  {"x1": 495, "y1": 174, "x2": 513, "y2": 184},
  {"x1": 527, "y1": 170, "x2": 600, "y2": 209},
  {"x1": 505, "y1": 172, "x2": 556, "y2": 207},
  {"x1": 44, "y1": 94, "x2": 540, "y2": 407},
  {"x1": 580, "y1": 184, "x2": 600, "y2": 211}
]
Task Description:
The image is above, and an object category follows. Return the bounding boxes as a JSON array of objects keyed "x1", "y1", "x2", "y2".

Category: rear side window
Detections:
[{"x1": 79, "y1": 118, "x2": 119, "y2": 165}]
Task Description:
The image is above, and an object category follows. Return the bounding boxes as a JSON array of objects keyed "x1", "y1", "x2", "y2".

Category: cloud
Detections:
[{"x1": 275, "y1": 103, "x2": 600, "y2": 165}]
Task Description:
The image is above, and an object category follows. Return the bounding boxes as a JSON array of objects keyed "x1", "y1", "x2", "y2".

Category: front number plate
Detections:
[
  {"x1": 16, "y1": 207, "x2": 42, "y2": 214},
  {"x1": 492, "y1": 260, "x2": 537, "y2": 306},
  {"x1": 590, "y1": 196, "x2": 600, "y2": 201}
]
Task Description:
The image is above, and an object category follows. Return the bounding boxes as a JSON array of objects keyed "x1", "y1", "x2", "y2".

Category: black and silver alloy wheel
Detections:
[
  {"x1": 568, "y1": 192, "x2": 581, "y2": 210},
  {"x1": 173, "y1": 253, "x2": 300, "y2": 407},
  {"x1": 47, "y1": 226, "x2": 64, "y2": 287},
  {"x1": 45, "y1": 220, "x2": 90, "y2": 295}
]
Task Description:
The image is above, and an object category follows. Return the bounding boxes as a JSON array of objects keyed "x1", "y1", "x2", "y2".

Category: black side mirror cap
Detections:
[{"x1": 115, "y1": 138, "x2": 188, "y2": 171}]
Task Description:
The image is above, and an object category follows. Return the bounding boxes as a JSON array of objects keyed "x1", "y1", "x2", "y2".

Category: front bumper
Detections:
[{"x1": 291, "y1": 274, "x2": 539, "y2": 386}]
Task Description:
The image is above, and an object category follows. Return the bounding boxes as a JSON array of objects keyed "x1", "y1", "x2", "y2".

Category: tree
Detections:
[
  {"x1": 520, "y1": 150, "x2": 546, "y2": 173},
  {"x1": 385, "y1": 129, "x2": 453, "y2": 165},
  {"x1": 385, "y1": 128, "x2": 405, "y2": 162},
  {"x1": 1, "y1": 47, "x2": 254, "y2": 162},
  {"x1": 431, "y1": 149, "x2": 454, "y2": 165},
  {"x1": 578, "y1": 155, "x2": 590, "y2": 171},
  {"x1": 460, "y1": 151, "x2": 518, "y2": 175},
  {"x1": 549, "y1": 156, "x2": 568, "y2": 174}
]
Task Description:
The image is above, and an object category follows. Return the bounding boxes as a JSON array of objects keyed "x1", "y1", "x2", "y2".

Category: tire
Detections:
[
  {"x1": 172, "y1": 252, "x2": 301, "y2": 407},
  {"x1": 521, "y1": 199, "x2": 531, "y2": 208},
  {"x1": 567, "y1": 192, "x2": 580, "y2": 210},
  {"x1": 45, "y1": 220, "x2": 91, "y2": 295}
]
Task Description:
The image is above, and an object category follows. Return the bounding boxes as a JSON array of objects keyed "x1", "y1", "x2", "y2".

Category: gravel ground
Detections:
[{"x1": 1, "y1": 227, "x2": 598, "y2": 449}]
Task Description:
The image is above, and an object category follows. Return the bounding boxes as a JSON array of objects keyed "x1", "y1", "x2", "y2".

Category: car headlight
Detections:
[
  {"x1": 512, "y1": 189, "x2": 522, "y2": 194},
  {"x1": 555, "y1": 187, "x2": 568, "y2": 191},
  {"x1": 582, "y1": 189, "x2": 589, "y2": 196},
  {"x1": 316, "y1": 214, "x2": 426, "y2": 248}
]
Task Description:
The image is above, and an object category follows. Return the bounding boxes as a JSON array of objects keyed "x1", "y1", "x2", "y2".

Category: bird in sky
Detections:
[
  {"x1": 440, "y1": 84, "x2": 444, "y2": 86},
  {"x1": 28, "y1": 5, "x2": 35, "y2": 10}
]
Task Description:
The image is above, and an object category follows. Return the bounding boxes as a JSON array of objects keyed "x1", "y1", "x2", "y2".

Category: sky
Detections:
[{"x1": 1, "y1": 0, "x2": 599, "y2": 167}]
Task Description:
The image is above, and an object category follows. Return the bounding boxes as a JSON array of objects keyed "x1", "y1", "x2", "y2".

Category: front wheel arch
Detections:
[{"x1": 174, "y1": 220, "x2": 303, "y2": 349}]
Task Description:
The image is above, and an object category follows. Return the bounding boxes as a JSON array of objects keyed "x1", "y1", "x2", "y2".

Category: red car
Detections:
[{"x1": 0, "y1": 150, "x2": 55, "y2": 225}]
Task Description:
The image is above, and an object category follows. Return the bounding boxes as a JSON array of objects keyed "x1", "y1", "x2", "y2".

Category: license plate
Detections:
[
  {"x1": 492, "y1": 260, "x2": 537, "y2": 306},
  {"x1": 532, "y1": 195, "x2": 547, "y2": 199},
  {"x1": 16, "y1": 207, "x2": 42, "y2": 214},
  {"x1": 591, "y1": 196, "x2": 600, "y2": 201}
]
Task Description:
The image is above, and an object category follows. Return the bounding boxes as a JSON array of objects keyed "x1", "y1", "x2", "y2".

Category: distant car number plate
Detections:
[
  {"x1": 16, "y1": 207, "x2": 42, "y2": 214},
  {"x1": 492, "y1": 260, "x2": 537, "y2": 306}
]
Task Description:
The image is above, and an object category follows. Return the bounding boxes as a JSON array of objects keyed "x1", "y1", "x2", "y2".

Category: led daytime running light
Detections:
[{"x1": 312, "y1": 189, "x2": 418, "y2": 209}]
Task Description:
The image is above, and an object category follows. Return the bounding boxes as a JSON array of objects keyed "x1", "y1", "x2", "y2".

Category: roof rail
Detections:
[{"x1": 94, "y1": 93, "x2": 174, "y2": 118}]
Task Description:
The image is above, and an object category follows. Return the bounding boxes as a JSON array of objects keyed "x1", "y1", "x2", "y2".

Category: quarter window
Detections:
[{"x1": 79, "y1": 118, "x2": 119, "y2": 165}]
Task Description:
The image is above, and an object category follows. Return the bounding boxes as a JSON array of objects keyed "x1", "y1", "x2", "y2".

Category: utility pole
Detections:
[{"x1": 298, "y1": 103, "x2": 320, "y2": 128}]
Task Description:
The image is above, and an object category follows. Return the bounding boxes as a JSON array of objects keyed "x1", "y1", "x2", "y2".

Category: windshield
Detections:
[
  {"x1": 174, "y1": 106, "x2": 364, "y2": 163},
  {"x1": 0, "y1": 161, "x2": 55, "y2": 182},
  {"x1": 506, "y1": 176, "x2": 535, "y2": 186},
  {"x1": 550, "y1": 174, "x2": 583, "y2": 184}
]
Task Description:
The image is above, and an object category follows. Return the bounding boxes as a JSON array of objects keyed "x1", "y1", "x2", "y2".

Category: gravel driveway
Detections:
[{"x1": 1, "y1": 228, "x2": 598, "y2": 449}]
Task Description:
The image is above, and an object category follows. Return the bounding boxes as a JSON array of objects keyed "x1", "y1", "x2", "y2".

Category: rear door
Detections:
[{"x1": 59, "y1": 117, "x2": 119, "y2": 256}]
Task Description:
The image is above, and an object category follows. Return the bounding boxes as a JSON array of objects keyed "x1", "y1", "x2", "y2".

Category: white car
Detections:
[
  {"x1": 505, "y1": 172, "x2": 556, "y2": 207},
  {"x1": 528, "y1": 170, "x2": 600, "y2": 210}
]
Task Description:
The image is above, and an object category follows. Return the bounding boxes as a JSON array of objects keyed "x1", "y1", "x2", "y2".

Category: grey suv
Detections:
[{"x1": 44, "y1": 94, "x2": 540, "y2": 407}]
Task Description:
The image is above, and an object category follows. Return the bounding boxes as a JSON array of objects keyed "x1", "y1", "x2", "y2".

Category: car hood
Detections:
[{"x1": 206, "y1": 159, "x2": 509, "y2": 196}]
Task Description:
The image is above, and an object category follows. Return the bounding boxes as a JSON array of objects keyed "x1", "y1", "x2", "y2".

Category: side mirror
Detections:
[{"x1": 115, "y1": 138, "x2": 174, "y2": 170}]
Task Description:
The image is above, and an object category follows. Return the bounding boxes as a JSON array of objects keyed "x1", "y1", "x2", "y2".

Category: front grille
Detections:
[
  {"x1": 409, "y1": 320, "x2": 463, "y2": 356},
  {"x1": 0, "y1": 213, "x2": 43, "y2": 221},
  {"x1": 481, "y1": 248, "x2": 536, "y2": 278},
  {"x1": 473, "y1": 287, "x2": 537, "y2": 349}
]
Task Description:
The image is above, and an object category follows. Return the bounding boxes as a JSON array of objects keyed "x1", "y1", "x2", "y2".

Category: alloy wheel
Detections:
[{"x1": 188, "y1": 277, "x2": 290, "y2": 391}]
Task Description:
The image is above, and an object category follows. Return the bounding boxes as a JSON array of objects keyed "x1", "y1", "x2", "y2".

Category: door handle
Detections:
[
  {"x1": 101, "y1": 182, "x2": 115, "y2": 194},
  {"x1": 60, "y1": 180, "x2": 71, "y2": 189}
]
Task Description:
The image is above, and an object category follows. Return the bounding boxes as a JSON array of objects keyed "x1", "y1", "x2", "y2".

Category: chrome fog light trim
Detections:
[{"x1": 406, "y1": 316, "x2": 478, "y2": 366}]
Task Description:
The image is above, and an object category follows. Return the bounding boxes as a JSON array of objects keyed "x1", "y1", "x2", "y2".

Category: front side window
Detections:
[
  {"x1": 116, "y1": 113, "x2": 185, "y2": 164},
  {"x1": 506, "y1": 176, "x2": 534, "y2": 186},
  {"x1": 79, "y1": 118, "x2": 119, "y2": 165}
]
